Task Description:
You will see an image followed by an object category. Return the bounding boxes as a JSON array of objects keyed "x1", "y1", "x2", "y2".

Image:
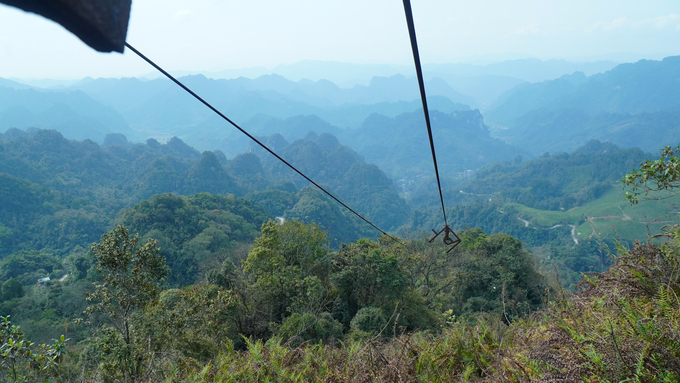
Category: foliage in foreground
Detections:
[
  {"x1": 0, "y1": 316, "x2": 68, "y2": 383},
  {"x1": 8, "y1": 225, "x2": 680, "y2": 383},
  {"x1": 6, "y1": 143, "x2": 680, "y2": 381},
  {"x1": 623, "y1": 144, "x2": 680, "y2": 204},
  {"x1": 173, "y1": 227, "x2": 680, "y2": 382},
  {"x1": 65, "y1": 220, "x2": 548, "y2": 382},
  {"x1": 168, "y1": 142, "x2": 680, "y2": 382},
  {"x1": 169, "y1": 320, "x2": 507, "y2": 383}
]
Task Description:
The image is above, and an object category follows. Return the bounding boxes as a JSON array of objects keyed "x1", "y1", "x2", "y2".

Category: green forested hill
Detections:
[
  {"x1": 251, "y1": 130, "x2": 409, "y2": 234},
  {"x1": 119, "y1": 193, "x2": 270, "y2": 285},
  {"x1": 463, "y1": 140, "x2": 648, "y2": 211},
  {"x1": 406, "y1": 141, "x2": 667, "y2": 284},
  {"x1": 343, "y1": 109, "x2": 526, "y2": 178},
  {"x1": 0, "y1": 173, "x2": 59, "y2": 254},
  {"x1": 0, "y1": 127, "x2": 404, "y2": 256}
]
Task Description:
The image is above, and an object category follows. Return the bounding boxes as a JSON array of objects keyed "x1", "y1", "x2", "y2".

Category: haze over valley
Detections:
[
  {"x1": 3, "y1": 54, "x2": 679, "y2": 281},
  {"x1": 2, "y1": 1, "x2": 680, "y2": 380}
]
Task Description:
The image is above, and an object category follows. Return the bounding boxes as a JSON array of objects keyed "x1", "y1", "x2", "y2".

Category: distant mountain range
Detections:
[
  {"x1": 3, "y1": 56, "x2": 679, "y2": 176},
  {"x1": 0, "y1": 86, "x2": 133, "y2": 143},
  {"x1": 486, "y1": 56, "x2": 680, "y2": 154},
  {"x1": 0, "y1": 72, "x2": 469, "y2": 145},
  {"x1": 152, "y1": 58, "x2": 619, "y2": 108},
  {"x1": 176, "y1": 57, "x2": 618, "y2": 88},
  {"x1": 69, "y1": 73, "x2": 473, "y2": 126},
  {"x1": 0, "y1": 72, "x2": 518, "y2": 177}
]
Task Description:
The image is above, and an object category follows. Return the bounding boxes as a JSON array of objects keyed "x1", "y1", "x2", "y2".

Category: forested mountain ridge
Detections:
[
  {"x1": 405, "y1": 140, "x2": 674, "y2": 284},
  {"x1": 486, "y1": 56, "x2": 680, "y2": 154},
  {"x1": 462, "y1": 140, "x2": 648, "y2": 211},
  {"x1": 343, "y1": 109, "x2": 526, "y2": 178},
  {"x1": 180, "y1": 108, "x2": 518, "y2": 181},
  {"x1": 488, "y1": 56, "x2": 680, "y2": 122},
  {"x1": 250, "y1": 131, "x2": 409, "y2": 231},
  {"x1": 0, "y1": 127, "x2": 403, "y2": 256}
]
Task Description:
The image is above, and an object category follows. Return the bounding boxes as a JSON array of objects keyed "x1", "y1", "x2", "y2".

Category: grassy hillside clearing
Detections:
[{"x1": 511, "y1": 185, "x2": 680, "y2": 243}]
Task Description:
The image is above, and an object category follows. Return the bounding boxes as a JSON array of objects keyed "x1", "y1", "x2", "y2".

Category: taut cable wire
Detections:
[
  {"x1": 402, "y1": 1, "x2": 461, "y2": 253},
  {"x1": 124, "y1": 42, "x2": 399, "y2": 242},
  {"x1": 401, "y1": 0, "x2": 448, "y2": 227}
]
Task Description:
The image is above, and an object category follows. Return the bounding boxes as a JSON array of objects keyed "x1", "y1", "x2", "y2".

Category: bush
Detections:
[
  {"x1": 276, "y1": 312, "x2": 343, "y2": 346},
  {"x1": 350, "y1": 307, "x2": 387, "y2": 336}
]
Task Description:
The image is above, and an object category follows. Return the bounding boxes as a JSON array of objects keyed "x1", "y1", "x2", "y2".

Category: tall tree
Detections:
[
  {"x1": 85, "y1": 225, "x2": 169, "y2": 382},
  {"x1": 242, "y1": 221, "x2": 332, "y2": 330}
]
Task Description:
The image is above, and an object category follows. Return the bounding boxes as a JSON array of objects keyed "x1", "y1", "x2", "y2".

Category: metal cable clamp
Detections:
[{"x1": 429, "y1": 225, "x2": 461, "y2": 253}]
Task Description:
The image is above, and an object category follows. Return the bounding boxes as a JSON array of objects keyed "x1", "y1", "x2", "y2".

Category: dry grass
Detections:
[
  {"x1": 500, "y1": 238, "x2": 680, "y2": 382},
  {"x1": 166, "y1": 318, "x2": 509, "y2": 382}
]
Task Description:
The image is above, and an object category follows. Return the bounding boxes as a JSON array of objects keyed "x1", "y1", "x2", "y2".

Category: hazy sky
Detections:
[{"x1": 1, "y1": 0, "x2": 679, "y2": 79}]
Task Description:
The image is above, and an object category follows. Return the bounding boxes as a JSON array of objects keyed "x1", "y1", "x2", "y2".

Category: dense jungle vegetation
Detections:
[
  {"x1": 0, "y1": 212, "x2": 552, "y2": 382},
  {"x1": 1, "y1": 125, "x2": 679, "y2": 381}
]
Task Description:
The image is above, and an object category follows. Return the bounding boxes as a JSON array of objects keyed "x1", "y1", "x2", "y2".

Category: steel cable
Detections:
[
  {"x1": 401, "y1": 0, "x2": 449, "y2": 227},
  {"x1": 124, "y1": 42, "x2": 399, "y2": 242}
]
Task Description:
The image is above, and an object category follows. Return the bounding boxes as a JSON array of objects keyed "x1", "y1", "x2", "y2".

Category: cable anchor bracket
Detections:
[{"x1": 429, "y1": 225, "x2": 461, "y2": 253}]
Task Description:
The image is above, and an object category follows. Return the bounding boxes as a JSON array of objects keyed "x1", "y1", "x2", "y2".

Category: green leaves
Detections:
[
  {"x1": 242, "y1": 221, "x2": 332, "y2": 328},
  {"x1": 87, "y1": 225, "x2": 169, "y2": 320},
  {"x1": 622, "y1": 145, "x2": 680, "y2": 204},
  {"x1": 121, "y1": 193, "x2": 269, "y2": 285},
  {"x1": 85, "y1": 225, "x2": 169, "y2": 381},
  {"x1": 0, "y1": 316, "x2": 68, "y2": 382}
]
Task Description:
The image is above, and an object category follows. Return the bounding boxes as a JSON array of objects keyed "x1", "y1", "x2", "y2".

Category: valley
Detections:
[{"x1": 1, "y1": 55, "x2": 680, "y2": 382}]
